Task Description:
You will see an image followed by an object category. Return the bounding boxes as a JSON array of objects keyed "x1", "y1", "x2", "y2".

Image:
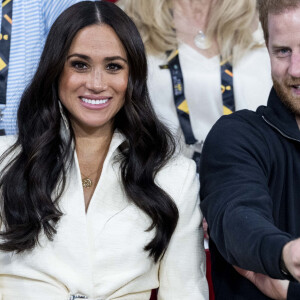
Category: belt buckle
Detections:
[{"x1": 69, "y1": 295, "x2": 88, "y2": 300}]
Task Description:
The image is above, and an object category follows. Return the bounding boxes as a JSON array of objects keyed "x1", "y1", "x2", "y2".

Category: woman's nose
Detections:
[{"x1": 85, "y1": 69, "x2": 107, "y2": 92}]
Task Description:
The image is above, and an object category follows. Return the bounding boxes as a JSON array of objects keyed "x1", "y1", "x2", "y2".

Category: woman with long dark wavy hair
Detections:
[{"x1": 0, "y1": 1, "x2": 208, "y2": 299}]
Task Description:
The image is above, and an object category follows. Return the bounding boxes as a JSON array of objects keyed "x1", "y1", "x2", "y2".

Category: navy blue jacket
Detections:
[{"x1": 200, "y1": 88, "x2": 300, "y2": 299}]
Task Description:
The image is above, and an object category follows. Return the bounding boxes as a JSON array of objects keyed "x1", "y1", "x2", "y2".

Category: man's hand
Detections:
[
  {"x1": 282, "y1": 238, "x2": 300, "y2": 282},
  {"x1": 234, "y1": 266, "x2": 289, "y2": 300}
]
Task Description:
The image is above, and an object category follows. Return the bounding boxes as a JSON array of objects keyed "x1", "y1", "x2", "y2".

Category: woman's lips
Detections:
[{"x1": 80, "y1": 96, "x2": 111, "y2": 109}]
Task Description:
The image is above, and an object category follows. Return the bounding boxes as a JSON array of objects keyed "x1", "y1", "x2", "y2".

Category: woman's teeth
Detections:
[{"x1": 81, "y1": 97, "x2": 108, "y2": 104}]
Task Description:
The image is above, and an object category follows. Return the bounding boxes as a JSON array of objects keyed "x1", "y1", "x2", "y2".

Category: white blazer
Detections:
[{"x1": 0, "y1": 132, "x2": 208, "y2": 300}]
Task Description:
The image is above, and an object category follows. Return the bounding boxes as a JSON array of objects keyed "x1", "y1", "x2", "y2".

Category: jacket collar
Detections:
[{"x1": 257, "y1": 87, "x2": 300, "y2": 141}]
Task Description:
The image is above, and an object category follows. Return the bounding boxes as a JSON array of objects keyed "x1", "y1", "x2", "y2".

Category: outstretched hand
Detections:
[{"x1": 234, "y1": 266, "x2": 289, "y2": 300}]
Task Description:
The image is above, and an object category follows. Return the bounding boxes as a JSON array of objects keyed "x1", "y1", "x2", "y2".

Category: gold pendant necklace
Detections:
[
  {"x1": 79, "y1": 148, "x2": 107, "y2": 189},
  {"x1": 82, "y1": 177, "x2": 92, "y2": 188},
  {"x1": 81, "y1": 170, "x2": 98, "y2": 189}
]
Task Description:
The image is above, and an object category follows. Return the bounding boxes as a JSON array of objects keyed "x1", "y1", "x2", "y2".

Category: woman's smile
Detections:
[{"x1": 80, "y1": 96, "x2": 111, "y2": 109}]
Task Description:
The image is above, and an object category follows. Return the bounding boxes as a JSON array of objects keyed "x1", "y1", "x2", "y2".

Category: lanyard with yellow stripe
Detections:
[
  {"x1": 0, "y1": 0, "x2": 13, "y2": 108},
  {"x1": 160, "y1": 50, "x2": 197, "y2": 145},
  {"x1": 160, "y1": 49, "x2": 235, "y2": 147},
  {"x1": 220, "y1": 57, "x2": 235, "y2": 114}
]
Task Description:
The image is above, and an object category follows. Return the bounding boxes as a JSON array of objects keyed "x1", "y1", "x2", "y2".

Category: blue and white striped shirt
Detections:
[{"x1": 0, "y1": 0, "x2": 92, "y2": 135}]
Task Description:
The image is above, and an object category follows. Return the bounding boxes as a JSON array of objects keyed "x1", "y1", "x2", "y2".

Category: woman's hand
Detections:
[{"x1": 234, "y1": 266, "x2": 289, "y2": 300}]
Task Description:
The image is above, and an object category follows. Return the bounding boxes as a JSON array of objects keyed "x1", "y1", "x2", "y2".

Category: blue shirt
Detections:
[{"x1": 0, "y1": 0, "x2": 91, "y2": 135}]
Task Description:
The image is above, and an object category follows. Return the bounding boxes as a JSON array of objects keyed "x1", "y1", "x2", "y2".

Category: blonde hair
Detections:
[{"x1": 118, "y1": 0, "x2": 261, "y2": 64}]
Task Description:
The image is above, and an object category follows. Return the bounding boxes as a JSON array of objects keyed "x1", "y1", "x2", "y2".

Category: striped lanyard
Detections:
[
  {"x1": 160, "y1": 49, "x2": 235, "y2": 146},
  {"x1": 0, "y1": 0, "x2": 13, "y2": 106}
]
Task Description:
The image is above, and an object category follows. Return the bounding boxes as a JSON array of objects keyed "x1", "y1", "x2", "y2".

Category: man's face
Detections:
[{"x1": 268, "y1": 6, "x2": 300, "y2": 115}]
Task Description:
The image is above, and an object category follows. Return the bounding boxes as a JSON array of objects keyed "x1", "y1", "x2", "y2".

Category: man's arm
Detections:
[
  {"x1": 235, "y1": 266, "x2": 300, "y2": 300},
  {"x1": 200, "y1": 113, "x2": 292, "y2": 278},
  {"x1": 234, "y1": 266, "x2": 289, "y2": 300}
]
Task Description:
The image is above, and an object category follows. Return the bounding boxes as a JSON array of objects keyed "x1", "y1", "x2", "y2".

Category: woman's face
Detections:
[{"x1": 59, "y1": 24, "x2": 129, "y2": 136}]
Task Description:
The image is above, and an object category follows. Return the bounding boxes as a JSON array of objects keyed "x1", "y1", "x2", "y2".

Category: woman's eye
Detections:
[
  {"x1": 71, "y1": 61, "x2": 88, "y2": 70},
  {"x1": 106, "y1": 63, "x2": 123, "y2": 72}
]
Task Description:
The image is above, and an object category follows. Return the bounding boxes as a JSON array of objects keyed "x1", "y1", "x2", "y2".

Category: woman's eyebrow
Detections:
[
  {"x1": 103, "y1": 56, "x2": 128, "y2": 63},
  {"x1": 67, "y1": 53, "x2": 91, "y2": 60},
  {"x1": 66, "y1": 54, "x2": 128, "y2": 64}
]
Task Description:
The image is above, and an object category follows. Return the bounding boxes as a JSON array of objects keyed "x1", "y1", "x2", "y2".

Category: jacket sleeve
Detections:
[
  {"x1": 200, "y1": 115, "x2": 292, "y2": 279},
  {"x1": 288, "y1": 282, "x2": 300, "y2": 299},
  {"x1": 158, "y1": 159, "x2": 209, "y2": 300}
]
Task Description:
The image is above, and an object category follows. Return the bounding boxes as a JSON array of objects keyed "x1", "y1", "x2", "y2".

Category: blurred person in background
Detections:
[{"x1": 118, "y1": 0, "x2": 272, "y2": 163}]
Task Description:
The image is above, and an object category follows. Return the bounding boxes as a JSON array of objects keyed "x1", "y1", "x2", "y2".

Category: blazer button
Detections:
[{"x1": 69, "y1": 294, "x2": 88, "y2": 300}]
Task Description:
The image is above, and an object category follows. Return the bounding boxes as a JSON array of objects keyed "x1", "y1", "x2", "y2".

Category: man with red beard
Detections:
[{"x1": 200, "y1": 1, "x2": 300, "y2": 299}]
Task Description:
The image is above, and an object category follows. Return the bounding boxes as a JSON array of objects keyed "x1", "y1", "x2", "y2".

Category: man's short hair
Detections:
[{"x1": 257, "y1": 0, "x2": 300, "y2": 45}]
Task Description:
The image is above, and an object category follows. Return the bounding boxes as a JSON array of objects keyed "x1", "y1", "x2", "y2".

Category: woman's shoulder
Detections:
[{"x1": 155, "y1": 154, "x2": 199, "y2": 205}]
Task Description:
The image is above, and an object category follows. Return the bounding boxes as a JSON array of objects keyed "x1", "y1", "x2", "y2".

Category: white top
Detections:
[
  {"x1": 147, "y1": 27, "x2": 273, "y2": 157},
  {"x1": 0, "y1": 133, "x2": 208, "y2": 300}
]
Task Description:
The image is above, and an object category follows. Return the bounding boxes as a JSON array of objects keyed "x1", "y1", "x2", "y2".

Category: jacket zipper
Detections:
[{"x1": 262, "y1": 115, "x2": 300, "y2": 143}]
